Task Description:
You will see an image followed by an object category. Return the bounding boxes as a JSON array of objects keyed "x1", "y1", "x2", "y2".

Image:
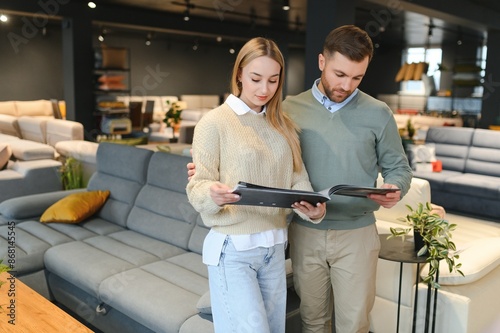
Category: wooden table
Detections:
[{"x1": 0, "y1": 272, "x2": 94, "y2": 333}]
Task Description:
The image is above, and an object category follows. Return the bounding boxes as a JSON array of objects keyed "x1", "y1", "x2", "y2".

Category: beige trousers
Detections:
[{"x1": 289, "y1": 222, "x2": 380, "y2": 333}]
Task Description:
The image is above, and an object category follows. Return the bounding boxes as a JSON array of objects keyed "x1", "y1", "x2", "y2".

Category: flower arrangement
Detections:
[
  {"x1": 163, "y1": 101, "x2": 184, "y2": 128},
  {"x1": 388, "y1": 202, "x2": 464, "y2": 288}
]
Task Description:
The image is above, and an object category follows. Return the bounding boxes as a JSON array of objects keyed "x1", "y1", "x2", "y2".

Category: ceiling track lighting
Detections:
[
  {"x1": 145, "y1": 32, "x2": 153, "y2": 46},
  {"x1": 183, "y1": 0, "x2": 194, "y2": 21},
  {"x1": 0, "y1": 14, "x2": 8, "y2": 23},
  {"x1": 192, "y1": 39, "x2": 199, "y2": 51},
  {"x1": 98, "y1": 27, "x2": 106, "y2": 42},
  {"x1": 282, "y1": 0, "x2": 290, "y2": 11},
  {"x1": 88, "y1": 2, "x2": 97, "y2": 9}
]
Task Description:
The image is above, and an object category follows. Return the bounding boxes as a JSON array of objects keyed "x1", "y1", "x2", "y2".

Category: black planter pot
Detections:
[{"x1": 414, "y1": 229, "x2": 425, "y2": 253}]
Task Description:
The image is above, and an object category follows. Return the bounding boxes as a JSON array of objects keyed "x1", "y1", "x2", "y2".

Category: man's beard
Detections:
[{"x1": 321, "y1": 76, "x2": 352, "y2": 103}]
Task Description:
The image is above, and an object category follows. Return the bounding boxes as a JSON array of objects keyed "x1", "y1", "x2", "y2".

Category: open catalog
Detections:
[{"x1": 230, "y1": 181, "x2": 400, "y2": 208}]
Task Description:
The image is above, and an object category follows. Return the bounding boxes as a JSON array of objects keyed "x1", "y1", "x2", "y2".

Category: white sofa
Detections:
[
  {"x1": 0, "y1": 100, "x2": 86, "y2": 202},
  {"x1": 372, "y1": 176, "x2": 500, "y2": 333}
]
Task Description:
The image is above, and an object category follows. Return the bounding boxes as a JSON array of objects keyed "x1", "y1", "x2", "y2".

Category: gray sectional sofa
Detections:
[
  {"x1": 413, "y1": 126, "x2": 500, "y2": 219},
  {"x1": 0, "y1": 143, "x2": 215, "y2": 333}
]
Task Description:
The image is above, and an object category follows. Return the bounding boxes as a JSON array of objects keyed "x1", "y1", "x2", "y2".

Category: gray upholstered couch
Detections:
[
  {"x1": 0, "y1": 143, "x2": 214, "y2": 333},
  {"x1": 412, "y1": 127, "x2": 500, "y2": 219}
]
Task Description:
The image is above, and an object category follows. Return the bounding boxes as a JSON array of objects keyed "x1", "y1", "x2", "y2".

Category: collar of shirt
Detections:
[
  {"x1": 311, "y1": 78, "x2": 358, "y2": 113},
  {"x1": 226, "y1": 94, "x2": 267, "y2": 116}
]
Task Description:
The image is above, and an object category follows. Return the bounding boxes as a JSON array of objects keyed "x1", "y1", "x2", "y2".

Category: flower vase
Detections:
[{"x1": 173, "y1": 123, "x2": 181, "y2": 137}]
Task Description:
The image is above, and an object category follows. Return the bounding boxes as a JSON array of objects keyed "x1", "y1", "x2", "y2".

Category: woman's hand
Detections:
[
  {"x1": 292, "y1": 201, "x2": 326, "y2": 220},
  {"x1": 210, "y1": 183, "x2": 241, "y2": 206}
]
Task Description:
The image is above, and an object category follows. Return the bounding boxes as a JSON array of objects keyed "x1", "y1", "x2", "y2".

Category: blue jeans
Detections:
[{"x1": 208, "y1": 237, "x2": 287, "y2": 333}]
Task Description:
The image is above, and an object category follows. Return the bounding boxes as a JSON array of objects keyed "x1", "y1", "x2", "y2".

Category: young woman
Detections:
[{"x1": 186, "y1": 37, "x2": 325, "y2": 333}]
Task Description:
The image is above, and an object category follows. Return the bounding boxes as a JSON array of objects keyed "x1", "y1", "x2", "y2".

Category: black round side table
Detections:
[{"x1": 378, "y1": 234, "x2": 438, "y2": 333}]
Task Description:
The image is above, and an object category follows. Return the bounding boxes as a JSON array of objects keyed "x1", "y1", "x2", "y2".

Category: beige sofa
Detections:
[
  {"x1": 0, "y1": 99, "x2": 86, "y2": 202},
  {"x1": 372, "y1": 176, "x2": 500, "y2": 333}
]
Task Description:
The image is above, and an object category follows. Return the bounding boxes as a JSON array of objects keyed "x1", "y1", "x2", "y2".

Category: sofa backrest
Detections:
[
  {"x1": 0, "y1": 114, "x2": 21, "y2": 137},
  {"x1": 15, "y1": 100, "x2": 54, "y2": 117},
  {"x1": 87, "y1": 143, "x2": 153, "y2": 227},
  {"x1": 127, "y1": 151, "x2": 207, "y2": 253},
  {"x1": 45, "y1": 118, "x2": 84, "y2": 146},
  {"x1": 425, "y1": 127, "x2": 475, "y2": 172},
  {"x1": 464, "y1": 129, "x2": 500, "y2": 177},
  {"x1": 17, "y1": 116, "x2": 47, "y2": 143}
]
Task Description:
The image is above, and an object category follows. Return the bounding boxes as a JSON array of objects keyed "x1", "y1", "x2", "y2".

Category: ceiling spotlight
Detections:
[
  {"x1": 88, "y1": 2, "x2": 96, "y2": 9},
  {"x1": 282, "y1": 0, "x2": 290, "y2": 11},
  {"x1": 183, "y1": 9, "x2": 190, "y2": 21},
  {"x1": 98, "y1": 28, "x2": 106, "y2": 42},
  {"x1": 145, "y1": 32, "x2": 152, "y2": 46},
  {"x1": 229, "y1": 47, "x2": 235, "y2": 54},
  {"x1": 192, "y1": 39, "x2": 199, "y2": 51},
  {"x1": 457, "y1": 39, "x2": 463, "y2": 46},
  {"x1": 0, "y1": 14, "x2": 8, "y2": 23},
  {"x1": 216, "y1": 36, "x2": 222, "y2": 42}
]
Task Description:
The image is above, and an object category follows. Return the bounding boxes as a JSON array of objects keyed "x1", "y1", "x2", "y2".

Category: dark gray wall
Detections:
[
  {"x1": 0, "y1": 22, "x2": 63, "y2": 100},
  {"x1": 0, "y1": 22, "x2": 308, "y2": 102}
]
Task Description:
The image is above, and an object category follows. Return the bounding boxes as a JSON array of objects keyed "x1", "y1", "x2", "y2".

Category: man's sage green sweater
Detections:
[{"x1": 283, "y1": 89, "x2": 413, "y2": 230}]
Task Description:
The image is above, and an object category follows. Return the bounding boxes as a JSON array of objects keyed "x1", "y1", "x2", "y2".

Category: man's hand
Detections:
[
  {"x1": 292, "y1": 201, "x2": 326, "y2": 220},
  {"x1": 187, "y1": 162, "x2": 196, "y2": 181},
  {"x1": 367, "y1": 183, "x2": 400, "y2": 208}
]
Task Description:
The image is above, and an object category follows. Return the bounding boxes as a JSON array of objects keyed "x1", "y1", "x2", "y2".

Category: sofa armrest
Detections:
[
  {"x1": 46, "y1": 119, "x2": 84, "y2": 147},
  {"x1": 0, "y1": 189, "x2": 84, "y2": 220}
]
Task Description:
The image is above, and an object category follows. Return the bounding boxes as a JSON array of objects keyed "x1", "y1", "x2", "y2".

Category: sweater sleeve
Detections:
[{"x1": 186, "y1": 114, "x2": 224, "y2": 215}]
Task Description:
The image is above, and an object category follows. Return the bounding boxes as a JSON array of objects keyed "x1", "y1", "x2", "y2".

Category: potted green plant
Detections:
[
  {"x1": 163, "y1": 101, "x2": 184, "y2": 140},
  {"x1": 388, "y1": 202, "x2": 464, "y2": 288},
  {"x1": 60, "y1": 157, "x2": 84, "y2": 190}
]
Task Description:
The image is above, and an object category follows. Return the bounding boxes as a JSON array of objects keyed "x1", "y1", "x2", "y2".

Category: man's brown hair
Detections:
[{"x1": 323, "y1": 25, "x2": 374, "y2": 62}]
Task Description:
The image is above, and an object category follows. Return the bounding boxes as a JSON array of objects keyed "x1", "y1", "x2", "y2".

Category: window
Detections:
[{"x1": 401, "y1": 47, "x2": 442, "y2": 94}]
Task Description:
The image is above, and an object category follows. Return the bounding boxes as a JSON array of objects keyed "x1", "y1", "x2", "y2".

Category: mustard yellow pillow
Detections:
[{"x1": 40, "y1": 190, "x2": 110, "y2": 223}]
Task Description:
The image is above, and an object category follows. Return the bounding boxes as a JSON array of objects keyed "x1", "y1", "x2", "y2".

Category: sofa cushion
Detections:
[
  {"x1": 197, "y1": 291, "x2": 211, "y2": 315},
  {"x1": 126, "y1": 152, "x2": 201, "y2": 250},
  {"x1": 425, "y1": 127, "x2": 475, "y2": 172},
  {"x1": 0, "y1": 114, "x2": 21, "y2": 137},
  {"x1": 40, "y1": 190, "x2": 110, "y2": 223},
  {"x1": 0, "y1": 143, "x2": 11, "y2": 170},
  {"x1": 421, "y1": 237, "x2": 500, "y2": 285},
  {"x1": 7, "y1": 139, "x2": 56, "y2": 160},
  {"x1": 17, "y1": 116, "x2": 48, "y2": 143},
  {"x1": 86, "y1": 143, "x2": 153, "y2": 228},
  {"x1": 98, "y1": 266, "x2": 204, "y2": 333},
  {"x1": 0, "y1": 101, "x2": 18, "y2": 116},
  {"x1": 406, "y1": 143, "x2": 436, "y2": 169},
  {"x1": 55, "y1": 140, "x2": 98, "y2": 164},
  {"x1": 412, "y1": 170, "x2": 463, "y2": 191},
  {"x1": 442, "y1": 173, "x2": 500, "y2": 199},
  {"x1": 45, "y1": 119, "x2": 84, "y2": 147},
  {"x1": 15, "y1": 100, "x2": 54, "y2": 117},
  {"x1": 464, "y1": 129, "x2": 500, "y2": 177}
]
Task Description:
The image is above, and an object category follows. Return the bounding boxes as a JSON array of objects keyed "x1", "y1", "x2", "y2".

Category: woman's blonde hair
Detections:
[{"x1": 230, "y1": 37, "x2": 303, "y2": 172}]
